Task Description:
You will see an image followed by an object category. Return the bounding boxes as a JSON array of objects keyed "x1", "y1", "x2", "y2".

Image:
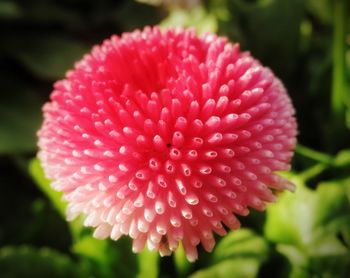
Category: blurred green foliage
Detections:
[
  {"x1": 190, "y1": 229, "x2": 269, "y2": 278},
  {"x1": 0, "y1": 0, "x2": 350, "y2": 277},
  {"x1": 0, "y1": 246, "x2": 88, "y2": 278},
  {"x1": 265, "y1": 175, "x2": 350, "y2": 277}
]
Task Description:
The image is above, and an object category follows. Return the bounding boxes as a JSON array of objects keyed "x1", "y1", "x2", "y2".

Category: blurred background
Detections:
[{"x1": 0, "y1": 0, "x2": 350, "y2": 277}]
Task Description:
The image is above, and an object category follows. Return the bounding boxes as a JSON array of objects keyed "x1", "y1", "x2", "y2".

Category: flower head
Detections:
[{"x1": 38, "y1": 26, "x2": 297, "y2": 261}]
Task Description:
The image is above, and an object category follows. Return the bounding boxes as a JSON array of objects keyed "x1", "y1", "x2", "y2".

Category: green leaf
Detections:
[
  {"x1": 29, "y1": 158, "x2": 66, "y2": 218},
  {"x1": 190, "y1": 258, "x2": 262, "y2": 278},
  {"x1": 265, "y1": 178, "x2": 314, "y2": 246},
  {"x1": 334, "y1": 149, "x2": 350, "y2": 167},
  {"x1": 213, "y1": 229, "x2": 269, "y2": 263},
  {"x1": 29, "y1": 158, "x2": 86, "y2": 241},
  {"x1": 265, "y1": 175, "x2": 350, "y2": 277},
  {"x1": 313, "y1": 179, "x2": 350, "y2": 228},
  {"x1": 29, "y1": 158, "x2": 139, "y2": 277},
  {"x1": 190, "y1": 229, "x2": 269, "y2": 278},
  {"x1": 0, "y1": 246, "x2": 86, "y2": 278},
  {"x1": 73, "y1": 236, "x2": 138, "y2": 278},
  {"x1": 161, "y1": 6, "x2": 218, "y2": 34}
]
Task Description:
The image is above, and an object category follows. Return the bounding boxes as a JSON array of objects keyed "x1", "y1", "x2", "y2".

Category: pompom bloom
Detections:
[{"x1": 38, "y1": 26, "x2": 297, "y2": 261}]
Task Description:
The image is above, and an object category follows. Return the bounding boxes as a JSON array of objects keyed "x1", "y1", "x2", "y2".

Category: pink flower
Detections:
[{"x1": 38, "y1": 26, "x2": 297, "y2": 261}]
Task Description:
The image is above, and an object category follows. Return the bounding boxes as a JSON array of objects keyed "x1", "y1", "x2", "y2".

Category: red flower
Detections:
[{"x1": 38, "y1": 26, "x2": 297, "y2": 261}]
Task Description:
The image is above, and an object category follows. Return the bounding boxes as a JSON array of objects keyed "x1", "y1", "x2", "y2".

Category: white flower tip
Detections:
[
  {"x1": 283, "y1": 180, "x2": 296, "y2": 192},
  {"x1": 186, "y1": 253, "x2": 198, "y2": 262},
  {"x1": 93, "y1": 224, "x2": 111, "y2": 239}
]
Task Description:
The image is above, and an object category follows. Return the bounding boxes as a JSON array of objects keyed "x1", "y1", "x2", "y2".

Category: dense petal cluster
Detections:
[{"x1": 38, "y1": 26, "x2": 297, "y2": 261}]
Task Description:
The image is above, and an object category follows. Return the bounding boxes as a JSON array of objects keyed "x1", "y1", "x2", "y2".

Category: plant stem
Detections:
[
  {"x1": 298, "y1": 163, "x2": 327, "y2": 182},
  {"x1": 331, "y1": 0, "x2": 347, "y2": 148},
  {"x1": 174, "y1": 243, "x2": 192, "y2": 277},
  {"x1": 295, "y1": 144, "x2": 333, "y2": 165},
  {"x1": 137, "y1": 249, "x2": 159, "y2": 278}
]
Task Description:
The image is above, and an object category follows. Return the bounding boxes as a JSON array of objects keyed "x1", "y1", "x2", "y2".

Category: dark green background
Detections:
[{"x1": 0, "y1": 0, "x2": 349, "y2": 277}]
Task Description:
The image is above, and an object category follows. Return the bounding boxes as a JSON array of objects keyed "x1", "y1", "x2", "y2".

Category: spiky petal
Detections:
[{"x1": 38, "y1": 26, "x2": 297, "y2": 262}]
